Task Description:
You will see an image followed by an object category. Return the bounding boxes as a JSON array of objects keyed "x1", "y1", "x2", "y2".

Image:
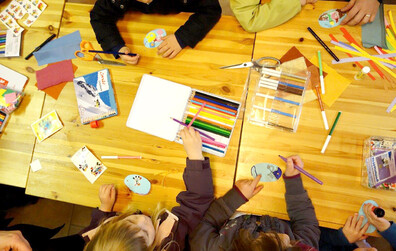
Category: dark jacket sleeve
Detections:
[
  {"x1": 90, "y1": 0, "x2": 127, "y2": 51},
  {"x1": 284, "y1": 174, "x2": 321, "y2": 249},
  {"x1": 175, "y1": 0, "x2": 221, "y2": 48},
  {"x1": 379, "y1": 222, "x2": 396, "y2": 249},
  {"x1": 171, "y1": 157, "x2": 214, "y2": 234},
  {"x1": 189, "y1": 186, "x2": 247, "y2": 251},
  {"x1": 319, "y1": 227, "x2": 356, "y2": 251},
  {"x1": 79, "y1": 208, "x2": 117, "y2": 235}
]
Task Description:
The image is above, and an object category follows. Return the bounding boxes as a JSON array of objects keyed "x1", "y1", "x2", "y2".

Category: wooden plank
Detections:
[
  {"x1": 236, "y1": 1, "x2": 396, "y2": 229},
  {"x1": 26, "y1": 3, "x2": 255, "y2": 212},
  {"x1": 0, "y1": 0, "x2": 65, "y2": 187}
]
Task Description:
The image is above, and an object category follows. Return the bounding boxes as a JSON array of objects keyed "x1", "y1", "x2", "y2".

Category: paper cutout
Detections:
[
  {"x1": 4, "y1": 92, "x2": 16, "y2": 103},
  {"x1": 36, "y1": 60, "x2": 74, "y2": 90},
  {"x1": 251, "y1": 163, "x2": 282, "y2": 182},
  {"x1": 124, "y1": 174, "x2": 151, "y2": 195},
  {"x1": 318, "y1": 9, "x2": 346, "y2": 28},
  {"x1": 31, "y1": 110, "x2": 63, "y2": 142},
  {"x1": 0, "y1": 88, "x2": 23, "y2": 114},
  {"x1": 35, "y1": 63, "x2": 78, "y2": 100},
  {"x1": 358, "y1": 200, "x2": 378, "y2": 234},
  {"x1": 33, "y1": 31, "x2": 82, "y2": 66},
  {"x1": 30, "y1": 159, "x2": 42, "y2": 172},
  {"x1": 310, "y1": 55, "x2": 351, "y2": 107},
  {"x1": 144, "y1": 28, "x2": 166, "y2": 48},
  {"x1": 71, "y1": 146, "x2": 107, "y2": 184}
]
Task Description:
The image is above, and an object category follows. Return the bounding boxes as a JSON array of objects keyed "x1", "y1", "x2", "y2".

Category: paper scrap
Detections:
[
  {"x1": 71, "y1": 146, "x2": 107, "y2": 184},
  {"x1": 30, "y1": 159, "x2": 42, "y2": 172},
  {"x1": 36, "y1": 60, "x2": 74, "y2": 90},
  {"x1": 4, "y1": 92, "x2": 16, "y2": 103},
  {"x1": 33, "y1": 31, "x2": 82, "y2": 66},
  {"x1": 387, "y1": 97, "x2": 396, "y2": 113},
  {"x1": 310, "y1": 55, "x2": 351, "y2": 107}
]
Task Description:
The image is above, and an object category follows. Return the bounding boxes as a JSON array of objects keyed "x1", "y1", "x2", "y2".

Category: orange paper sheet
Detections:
[
  {"x1": 35, "y1": 63, "x2": 78, "y2": 100},
  {"x1": 310, "y1": 55, "x2": 351, "y2": 107}
]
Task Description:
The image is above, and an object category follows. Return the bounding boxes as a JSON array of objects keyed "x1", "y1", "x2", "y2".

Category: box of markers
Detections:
[{"x1": 247, "y1": 64, "x2": 310, "y2": 132}]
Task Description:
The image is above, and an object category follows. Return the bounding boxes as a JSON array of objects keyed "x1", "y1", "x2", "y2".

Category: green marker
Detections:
[
  {"x1": 321, "y1": 111, "x2": 341, "y2": 154},
  {"x1": 318, "y1": 50, "x2": 325, "y2": 95}
]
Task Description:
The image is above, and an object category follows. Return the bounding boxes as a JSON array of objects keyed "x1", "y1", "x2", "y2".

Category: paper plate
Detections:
[
  {"x1": 358, "y1": 199, "x2": 378, "y2": 233},
  {"x1": 318, "y1": 9, "x2": 346, "y2": 28},
  {"x1": 144, "y1": 28, "x2": 166, "y2": 48},
  {"x1": 251, "y1": 163, "x2": 282, "y2": 182},
  {"x1": 124, "y1": 174, "x2": 151, "y2": 195}
]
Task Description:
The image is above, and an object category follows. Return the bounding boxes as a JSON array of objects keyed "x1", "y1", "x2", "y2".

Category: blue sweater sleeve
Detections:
[{"x1": 379, "y1": 222, "x2": 396, "y2": 249}]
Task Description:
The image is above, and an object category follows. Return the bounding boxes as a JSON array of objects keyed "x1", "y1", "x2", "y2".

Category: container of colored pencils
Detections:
[{"x1": 321, "y1": 111, "x2": 342, "y2": 154}]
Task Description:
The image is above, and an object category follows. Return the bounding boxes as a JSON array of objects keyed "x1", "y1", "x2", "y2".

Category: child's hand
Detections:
[
  {"x1": 300, "y1": 0, "x2": 317, "y2": 6},
  {"x1": 341, "y1": 0, "x2": 379, "y2": 26},
  {"x1": 342, "y1": 214, "x2": 369, "y2": 243},
  {"x1": 284, "y1": 155, "x2": 302, "y2": 177},
  {"x1": 0, "y1": 231, "x2": 32, "y2": 251},
  {"x1": 235, "y1": 175, "x2": 263, "y2": 200},
  {"x1": 98, "y1": 184, "x2": 116, "y2": 212},
  {"x1": 157, "y1": 34, "x2": 182, "y2": 59},
  {"x1": 180, "y1": 127, "x2": 204, "y2": 160},
  {"x1": 363, "y1": 203, "x2": 391, "y2": 232},
  {"x1": 119, "y1": 46, "x2": 140, "y2": 65}
]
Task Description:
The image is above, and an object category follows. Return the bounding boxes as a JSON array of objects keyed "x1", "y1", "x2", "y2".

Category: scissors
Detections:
[
  {"x1": 220, "y1": 57, "x2": 281, "y2": 72},
  {"x1": 74, "y1": 41, "x2": 126, "y2": 66}
]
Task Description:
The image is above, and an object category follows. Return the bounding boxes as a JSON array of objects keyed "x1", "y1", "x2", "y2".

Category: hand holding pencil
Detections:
[
  {"x1": 118, "y1": 46, "x2": 140, "y2": 65},
  {"x1": 180, "y1": 127, "x2": 204, "y2": 160}
]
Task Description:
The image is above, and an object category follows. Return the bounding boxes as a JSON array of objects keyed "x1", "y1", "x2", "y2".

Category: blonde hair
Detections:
[{"x1": 84, "y1": 204, "x2": 171, "y2": 251}]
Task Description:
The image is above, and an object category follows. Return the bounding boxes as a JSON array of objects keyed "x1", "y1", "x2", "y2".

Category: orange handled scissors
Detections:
[{"x1": 74, "y1": 40, "x2": 126, "y2": 66}]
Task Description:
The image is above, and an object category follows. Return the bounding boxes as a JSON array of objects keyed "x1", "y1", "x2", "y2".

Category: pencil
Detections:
[
  {"x1": 308, "y1": 27, "x2": 339, "y2": 62},
  {"x1": 101, "y1": 156, "x2": 142, "y2": 159},
  {"x1": 318, "y1": 51, "x2": 325, "y2": 94},
  {"x1": 314, "y1": 86, "x2": 329, "y2": 130},
  {"x1": 321, "y1": 111, "x2": 342, "y2": 154},
  {"x1": 279, "y1": 155, "x2": 323, "y2": 185},
  {"x1": 171, "y1": 117, "x2": 216, "y2": 141}
]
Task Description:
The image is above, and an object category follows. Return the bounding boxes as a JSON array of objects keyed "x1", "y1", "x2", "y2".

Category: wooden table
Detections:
[
  {"x1": 235, "y1": 1, "x2": 396, "y2": 229},
  {"x1": 25, "y1": 3, "x2": 255, "y2": 211},
  {"x1": 0, "y1": 0, "x2": 65, "y2": 187}
]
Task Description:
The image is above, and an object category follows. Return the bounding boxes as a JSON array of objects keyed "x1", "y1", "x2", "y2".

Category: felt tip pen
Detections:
[
  {"x1": 318, "y1": 50, "x2": 325, "y2": 94},
  {"x1": 101, "y1": 156, "x2": 142, "y2": 159},
  {"x1": 321, "y1": 111, "x2": 342, "y2": 154},
  {"x1": 307, "y1": 27, "x2": 339, "y2": 62},
  {"x1": 278, "y1": 155, "x2": 323, "y2": 185},
  {"x1": 25, "y1": 34, "x2": 56, "y2": 60},
  {"x1": 88, "y1": 50, "x2": 137, "y2": 57},
  {"x1": 314, "y1": 86, "x2": 329, "y2": 130}
]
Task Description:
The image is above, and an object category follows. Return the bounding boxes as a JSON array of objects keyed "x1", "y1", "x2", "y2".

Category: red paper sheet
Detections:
[{"x1": 36, "y1": 60, "x2": 74, "y2": 90}]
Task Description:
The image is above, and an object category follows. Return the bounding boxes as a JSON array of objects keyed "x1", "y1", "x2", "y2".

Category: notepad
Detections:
[{"x1": 126, "y1": 74, "x2": 241, "y2": 157}]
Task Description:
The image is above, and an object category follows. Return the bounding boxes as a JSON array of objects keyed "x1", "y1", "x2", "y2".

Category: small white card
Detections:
[
  {"x1": 30, "y1": 159, "x2": 42, "y2": 172},
  {"x1": 71, "y1": 146, "x2": 107, "y2": 184}
]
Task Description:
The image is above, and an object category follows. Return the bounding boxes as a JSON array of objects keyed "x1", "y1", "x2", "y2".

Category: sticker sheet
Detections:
[
  {"x1": 318, "y1": 9, "x2": 346, "y2": 28},
  {"x1": 251, "y1": 163, "x2": 282, "y2": 182},
  {"x1": 144, "y1": 28, "x2": 166, "y2": 48},
  {"x1": 31, "y1": 110, "x2": 63, "y2": 142},
  {"x1": 71, "y1": 146, "x2": 107, "y2": 184}
]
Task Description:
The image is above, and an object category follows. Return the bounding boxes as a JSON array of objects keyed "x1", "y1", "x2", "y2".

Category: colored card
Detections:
[
  {"x1": 71, "y1": 146, "x2": 107, "y2": 184},
  {"x1": 319, "y1": 9, "x2": 347, "y2": 28},
  {"x1": 31, "y1": 110, "x2": 63, "y2": 142},
  {"x1": 124, "y1": 174, "x2": 151, "y2": 195},
  {"x1": 251, "y1": 163, "x2": 282, "y2": 182},
  {"x1": 36, "y1": 60, "x2": 75, "y2": 90},
  {"x1": 144, "y1": 28, "x2": 166, "y2": 48}
]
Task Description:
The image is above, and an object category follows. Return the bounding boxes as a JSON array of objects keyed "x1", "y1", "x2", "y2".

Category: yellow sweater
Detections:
[{"x1": 230, "y1": 0, "x2": 301, "y2": 32}]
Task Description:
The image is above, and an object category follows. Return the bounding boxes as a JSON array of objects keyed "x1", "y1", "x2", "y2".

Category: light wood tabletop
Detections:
[
  {"x1": 0, "y1": 0, "x2": 65, "y2": 187},
  {"x1": 235, "y1": 1, "x2": 396, "y2": 229},
  {"x1": 25, "y1": 3, "x2": 255, "y2": 212}
]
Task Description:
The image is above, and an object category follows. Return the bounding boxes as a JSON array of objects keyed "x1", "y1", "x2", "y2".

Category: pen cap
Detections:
[
  {"x1": 362, "y1": 66, "x2": 371, "y2": 74},
  {"x1": 372, "y1": 207, "x2": 385, "y2": 218}
]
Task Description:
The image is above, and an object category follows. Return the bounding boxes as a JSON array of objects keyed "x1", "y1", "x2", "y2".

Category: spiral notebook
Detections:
[{"x1": 126, "y1": 74, "x2": 240, "y2": 157}]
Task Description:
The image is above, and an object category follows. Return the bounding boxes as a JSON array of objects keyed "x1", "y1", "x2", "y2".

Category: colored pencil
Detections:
[
  {"x1": 202, "y1": 143, "x2": 225, "y2": 153},
  {"x1": 321, "y1": 111, "x2": 342, "y2": 154},
  {"x1": 171, "y1": 117, "x2": 216, "y2": 141},
  {"x1": 101, "y1": 156, "x2": 142, "y2": 159},
  {"x1": 307, "y1": 27, "x2": 339, "y2": 62},
  {"x1": 278, "y1": 155, "x2": 323, "y2": 185},
  {"x1": 185, "y1": 118, "x2": 231, "y2": 137},
  {"x1": 256, "y1": 93, "x2": 300, "y2": 106},
  {"x1": 195, "y1": 91, "x2": 239, "y2": 109},
  {"x1": 191, "y1": 100, "x2": 236, "y2": 115},
  {"x1": 260, "y1": 77, "x2": 305, "y2": 90},
  {"x1": 201, "y1": 137, "x2": 227, "y2": 148},
  {"x1": 259, "y1": 83, "x2": 303, "y2": 96},
  {"x1": 188, "y1": 108, "x2": 235, "y2": 125},
  {"x1": 318, "y1": 51, "x2": 325, "y2": 94},
  {"x1": 186, "y1": 115, "x2": 232, "y2": 131},
  {"x1": 191, "y1": 103, "x2": 234, "y2": 119},
  {"x1": 314, "y1": 86, "x2": 329, "y2": 130},
  {"x1": 188, "y1": 102, "x2": 205, "y2": 127}
]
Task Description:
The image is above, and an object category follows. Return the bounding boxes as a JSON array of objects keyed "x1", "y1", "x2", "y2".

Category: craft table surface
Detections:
[
  {"x1": 0, "y1": 0, "x2": 65, "y2": 187},
  {"x1": 25, "y1": 3, "x2": 255, "y2": 212},
  {"x1": 235, "y1": 1, "x2": 396, "y2": 230}
]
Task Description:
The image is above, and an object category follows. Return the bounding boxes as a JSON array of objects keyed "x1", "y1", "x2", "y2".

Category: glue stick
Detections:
[
  {"x1": 354, "y1": 66, "x2": 371, "y2": 80},
  {"x1": 372, "y1": 206, "x2": 385, "y2": 218}
]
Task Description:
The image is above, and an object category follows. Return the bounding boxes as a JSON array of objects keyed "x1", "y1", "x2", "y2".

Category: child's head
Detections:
[
  {"x1": 232, "y1": 229, "x2": 302, "y2": 251},
  {"x1": 84, "y1": 213, "x2": 156, "y2": 251}
]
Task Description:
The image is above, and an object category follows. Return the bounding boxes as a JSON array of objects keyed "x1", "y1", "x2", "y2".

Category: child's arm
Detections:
[
  {"x1": 189, "y1": 176, "x2": 263, "y2": 250},
  {"x1": 171, "y1": 127, "x2": 214, "y2": 236},
  {"x1": 283, "y1": 156, "x2": 321, "y2": 249},
  {"x1": 230, "y1": 0, "x2": 313, "y2": 32}
]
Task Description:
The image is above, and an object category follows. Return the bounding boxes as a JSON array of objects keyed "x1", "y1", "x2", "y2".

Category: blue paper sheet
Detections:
[{"x1": 34, "y1": 31, "x2": 82, "y2": 66}]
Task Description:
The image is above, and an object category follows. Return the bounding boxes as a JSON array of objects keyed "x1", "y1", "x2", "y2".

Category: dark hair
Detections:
[{"x1": 232, "y1": 229, "x2": 302, "y2": 251}]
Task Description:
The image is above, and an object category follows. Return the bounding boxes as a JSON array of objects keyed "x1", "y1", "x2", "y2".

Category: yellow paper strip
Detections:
[
  {"x1": 386, "y1": 28, "x2": 396, "y2": 49},
  {"x1": 389, "y1": 10, "x2": 396, "y2": 38},
  {"x1": 334, "y1": 45, "x2": 396, "y2": 65},
  {"x1": 350, "y1": 44, "x2": 396, "y2": 79},
  {"x1": 391, "y1": 104, "x2": 396, "y2": 113}
]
